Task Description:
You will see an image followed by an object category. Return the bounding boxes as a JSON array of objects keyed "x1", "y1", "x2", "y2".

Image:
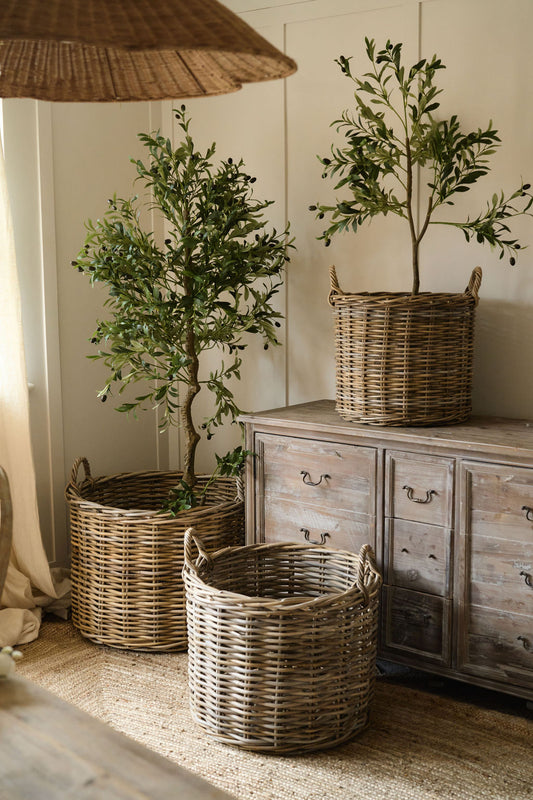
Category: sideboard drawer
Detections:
[
  {"x1": 381, "y1": 586, "x2": 451, "y2": 666},
  {"x1": 255, "y1": 433, "x2": 377, "y2": 518},
  {"x1": 469, "y1": 533, "x2": 533, "y2": 615},
  {"x1": 262, "y1": 500, "x2": 375, "y2": 551},
  {"x1": 460, "y1": 606, "x2": 533, "y2": 690},
  {"x1": 385, "y1": 451, "x2": 454, "y2": 527},
  {"x1": 467, "y1": 462, "x2": 533, "y2": 542},
  {"x1": 385, "y1": 518, "x2": 451, "y2": 597}
]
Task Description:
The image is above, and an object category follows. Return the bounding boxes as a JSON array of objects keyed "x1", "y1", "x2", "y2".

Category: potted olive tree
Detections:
[
  {"x1": 67, "y1": 106, "x2": 292, "y2": 651},
  {"x1": 312, "y1": 39, "x2": 532, "y2": 426}
]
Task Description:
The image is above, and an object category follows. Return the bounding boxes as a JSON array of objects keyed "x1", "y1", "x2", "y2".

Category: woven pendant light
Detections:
[{"x1": 0, "y1": 0, "x2": 296, "y2": 102}]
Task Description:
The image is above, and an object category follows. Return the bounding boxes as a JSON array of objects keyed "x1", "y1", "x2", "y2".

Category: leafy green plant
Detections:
[
  {"x1": 165, "y1": 446, "x2": 252, "y2": 516},
  {"x1": 74, "y1": 106, "x2": 292, "y2": 510},
  {"x1": 312, "y1": 38, "x2": 533, "y2": 293}
]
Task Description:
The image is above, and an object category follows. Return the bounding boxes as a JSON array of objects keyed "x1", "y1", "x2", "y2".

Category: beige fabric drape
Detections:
[{"x1": 0, "y1": 143, "x2": 70, "y2": 647}]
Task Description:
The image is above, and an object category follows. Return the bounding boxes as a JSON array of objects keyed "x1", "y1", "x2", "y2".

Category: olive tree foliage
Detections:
[
  {"x1": 312, "y1": 39, "x2": 533, "y2": 294},
  {"x1": 73, "y1": 106, "x2": 292, "y2": 512}
]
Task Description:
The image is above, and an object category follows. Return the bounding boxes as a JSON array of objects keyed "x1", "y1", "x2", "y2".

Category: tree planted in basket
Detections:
[
  {"x1": 311, "y1": 39, "x2": 533, "y2": 426},
  {"x1": 312, "y1": 38, "x2": 533, "y2": 294},
  {"x1": 74, "y1": 106, "x2": 292, "y2": 511}
]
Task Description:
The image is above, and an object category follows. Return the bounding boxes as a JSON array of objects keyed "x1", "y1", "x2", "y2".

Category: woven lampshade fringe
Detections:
[{"x1": 0, "y1": 0, "x2": 297, "y2": 101}]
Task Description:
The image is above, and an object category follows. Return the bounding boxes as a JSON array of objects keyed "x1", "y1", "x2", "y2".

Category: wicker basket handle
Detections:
[
  {"x1": 356, "y1": 543, "x2": 380, "y2": 602},
  {"x1": 184, "y1": 527, "x2": 213, "y2": 573},
  {"x1": 328, "y1": 265, "x2": 344, "y2": 307},
  {"x1": 235, "y1": 475, "x2": 244, "y2": 503},
  {"x1": 70, "y1": 457, "x2": 92, "y2": 485},
  {"x1": 465, "y1": 266, "x2": 482, "y2": 305}
]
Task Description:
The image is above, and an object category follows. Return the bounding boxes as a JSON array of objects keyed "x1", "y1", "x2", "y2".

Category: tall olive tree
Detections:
[{"x1": 74, "y1": 106, "x2": 292, "y2": 509}]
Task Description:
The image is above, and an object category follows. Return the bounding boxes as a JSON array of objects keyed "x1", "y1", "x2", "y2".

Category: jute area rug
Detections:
[{"x1": 16, "y1": 618, "x2": 533, "y2": 800}]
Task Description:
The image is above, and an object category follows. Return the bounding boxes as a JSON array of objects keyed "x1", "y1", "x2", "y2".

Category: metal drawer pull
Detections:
[
  {"x1": 300, "y1": 470, "x2": 330, "y2": 486},
  {"x1": 522, "y1": 505, "x2": 533, "y2": 522},
  {"x1": 402, "y1": 485, "x2": 437, "y2": 504},
  {"x1": 300, "y1": 528, "x2": 330, "y2": 545},
  {"x1": 520, "y1": 571, "x2": 533, "y2": 588},
  {"x1": 517, "y1": 636, "x2": 532, "y2": 652}
]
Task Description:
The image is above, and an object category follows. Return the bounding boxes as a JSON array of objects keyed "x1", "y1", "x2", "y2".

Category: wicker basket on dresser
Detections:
[{"x1": 240, "y1": 400, "x2": 533, "y2": 701}]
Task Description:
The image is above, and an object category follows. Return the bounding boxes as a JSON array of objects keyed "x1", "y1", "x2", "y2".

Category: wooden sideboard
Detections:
[{"x1": 241, "y1": 400, "x2": 533, "y2": 701}]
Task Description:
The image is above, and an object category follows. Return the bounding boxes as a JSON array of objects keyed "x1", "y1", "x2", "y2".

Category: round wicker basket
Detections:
[
  {"x1": 328, "y1": 266, "x2": 482, "y2": 427},
  {"x1": 66, "y1": 458, "x2": 244, "y2": 651},
  {"x1": 183, "y1": 530, "x2": 382, "y2": 753}
]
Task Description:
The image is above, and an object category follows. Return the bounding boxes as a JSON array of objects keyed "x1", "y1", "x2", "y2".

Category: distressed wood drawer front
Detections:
[
  {"x1": 460, "y1": 606, "x2": 533, "y2": 690},
  {"x1": 385, "y1": 451, "x2": 454, "y2": 527},
  {"x1": 385, "y1": 518, "x2": 451, "y2": 597},
  {"x1": 256, "y1": 433, "x2": 376, "y2": 517},
  {"x1": 263, "y1": 499, "x2": 375, "y2": 552},
  {"x1": 464, "y1": 461, "x2": 533, "y2": 543},
  {"x1": 468, "y1": 533, "x2": 533, "y2": 616},
  {"x1": 380, "y1": 586, "x2": 450, "y2": 665}
]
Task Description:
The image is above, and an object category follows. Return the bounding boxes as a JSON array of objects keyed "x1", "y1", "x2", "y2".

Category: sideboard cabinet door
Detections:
[
  {"x1": 252, "y1": 432, "x2": 377, "y2": 552},
  {"x1": 458, "y1": 461, "x2": 533, "y2": 691}
]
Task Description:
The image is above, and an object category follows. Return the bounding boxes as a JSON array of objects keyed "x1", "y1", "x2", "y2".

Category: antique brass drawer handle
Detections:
[
  {"x1": 517, "y1": 635, "x2": 532, "y2": 652},
  {"x1": 300, "y1": 470, "x2": 330, "y2": 487},
  {"x1": 522, "y1": 505, "x2": 533, "y2": 522},
  {"x1": 402, "y1": 485, "x2": 437, "y2": 504},
  {"x1": 520, "y1": 571, "x2": 533, "y2": 588},
  {"x1": 300, "y1": 528, "x2": 330, "y2": 545}
]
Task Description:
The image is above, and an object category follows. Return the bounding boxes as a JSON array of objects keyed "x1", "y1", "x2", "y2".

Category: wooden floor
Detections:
[{"x1": 0, "y1": 676, "x2": 236, "y2": 800}]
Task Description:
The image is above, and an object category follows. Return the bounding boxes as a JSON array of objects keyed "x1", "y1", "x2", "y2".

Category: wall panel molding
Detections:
[{"x1": 35, "y1": 101, "x2": 67, "y2": 565}]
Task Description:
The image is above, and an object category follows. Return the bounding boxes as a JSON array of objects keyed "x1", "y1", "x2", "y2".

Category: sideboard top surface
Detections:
[{"x1": 240, "y1": 399, "x2": 533, "y2": 460}]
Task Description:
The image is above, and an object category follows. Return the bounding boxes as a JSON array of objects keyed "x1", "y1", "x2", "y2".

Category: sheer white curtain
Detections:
[{"x1": 0, "y1": 141, "x2": 69, "y2": 647}]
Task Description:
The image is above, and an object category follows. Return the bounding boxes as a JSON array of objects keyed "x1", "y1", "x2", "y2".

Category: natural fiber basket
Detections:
[
  {"x1": 183, "y1": 530, "x2": 382, "y2": 753},
  {"x1": 328, "y1": 265, "x2": 482, "y2": 426},
  {"x1": 66, "y1": 458, "x2": 244, "y2": 651}
]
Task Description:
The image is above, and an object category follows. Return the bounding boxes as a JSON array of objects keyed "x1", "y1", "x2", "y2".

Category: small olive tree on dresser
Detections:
[
  {"x1": 310, "y1": 38, "x2": 533, "y2": 427},
  {"x1": 313, "y1": 37, "x2": 533, "y2": 294}
]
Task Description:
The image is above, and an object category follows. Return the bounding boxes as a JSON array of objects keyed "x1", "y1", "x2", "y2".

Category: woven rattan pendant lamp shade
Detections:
[{"x1": 0, "y1": 0, "x2": 297, "y2": 102}]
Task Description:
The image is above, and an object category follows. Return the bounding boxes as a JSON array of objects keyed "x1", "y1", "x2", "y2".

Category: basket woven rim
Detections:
[
  {"x1": 329, "y1": 290, "x2": 477, "y2": 307},
  {"x1": 65, "y1": 470, "x2": 241, "y2": 519},
  {"x1": 184, "y1": 541, "x2": 381, "y2": 612}
]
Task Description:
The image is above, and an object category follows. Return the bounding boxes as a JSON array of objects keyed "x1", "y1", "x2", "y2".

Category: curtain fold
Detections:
[{"x1": 0, "y1": 142, "x2": 70, "y2": 647}]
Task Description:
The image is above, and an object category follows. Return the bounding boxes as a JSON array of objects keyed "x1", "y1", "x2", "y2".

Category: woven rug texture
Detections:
[{"x1": 16, "y1": 619, "x2": 533, "y2": 800}]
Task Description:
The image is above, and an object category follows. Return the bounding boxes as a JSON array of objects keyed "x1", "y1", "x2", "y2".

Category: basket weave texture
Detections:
[
  {"x1": 66, "y1": 458, "x2": 244, "y2": 652},
  {"x1": 0, "y1": 0, "x2": 297, "y2": 102},
  {"x1": 328, "y1": 266, "x2": 482, "y2": 427},
  {"x1": 183, "y1": 530, "x2": 382, "y2": 753}
]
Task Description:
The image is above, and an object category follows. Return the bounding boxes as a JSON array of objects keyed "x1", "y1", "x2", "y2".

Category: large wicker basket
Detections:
[
  {"x1": 66, "y1": 458, "x2": 244, "y2": 651},
  {"x1": 183, "y1": 530, "x2": 382, "y2": 753},
  {"x1": 328, "y1": 265, "x2": 482, "y2": 426}
]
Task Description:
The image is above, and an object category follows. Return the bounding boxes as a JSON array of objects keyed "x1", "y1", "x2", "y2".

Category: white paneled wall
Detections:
[
  {"x1": 50, "y1": 101, "x2": 166, "y2": 481},
  {"x1": 4, "y1": 0, "x2": 533, "y2": 564},
  {"x1": 422, "y1": 0, "x2": 533, "y2": 416}
]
